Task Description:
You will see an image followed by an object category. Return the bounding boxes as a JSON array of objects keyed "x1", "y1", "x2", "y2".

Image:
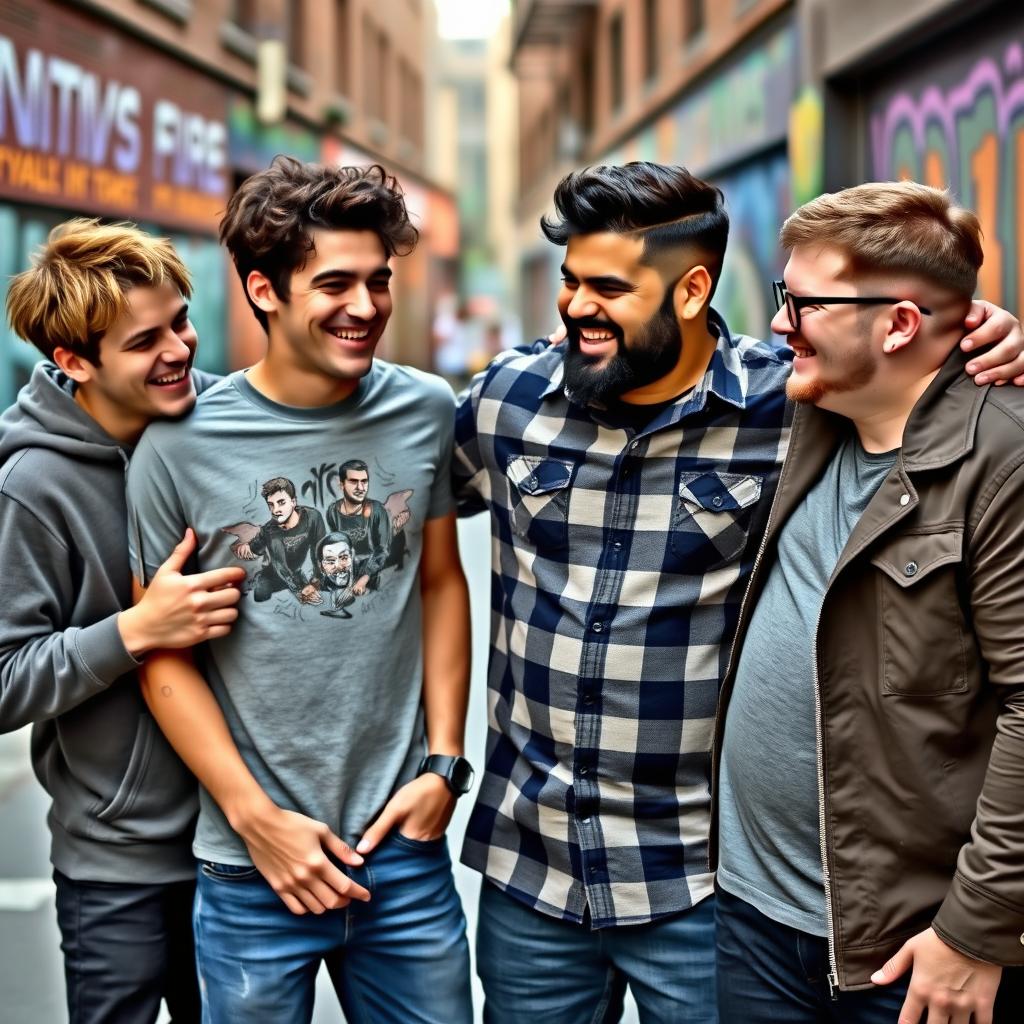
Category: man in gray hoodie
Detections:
[{"x1": 0, "y1": 219, "x2": 245, "y2": 1024}]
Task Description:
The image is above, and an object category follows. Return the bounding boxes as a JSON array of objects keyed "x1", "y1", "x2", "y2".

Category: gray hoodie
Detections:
[{"x1": 0, "y1": 362, "x2": 216, "y2": 883}]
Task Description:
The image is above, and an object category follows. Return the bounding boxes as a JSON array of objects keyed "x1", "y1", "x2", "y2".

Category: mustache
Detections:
[{"x1": 562, "y1": 315, "x2": 624, "y2": 340}]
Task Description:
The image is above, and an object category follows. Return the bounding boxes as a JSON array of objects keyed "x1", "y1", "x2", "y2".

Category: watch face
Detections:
[{"x1": 450, "y1": 758, "x2": 475, "y2": 794}]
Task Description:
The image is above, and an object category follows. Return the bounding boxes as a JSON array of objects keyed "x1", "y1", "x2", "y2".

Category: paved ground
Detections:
[{"x1": 0, "y1": 515, "x2": 638, "y2": 1022}]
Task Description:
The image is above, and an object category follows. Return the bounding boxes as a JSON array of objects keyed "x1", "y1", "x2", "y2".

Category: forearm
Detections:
[
  {"x1": 140, "y1": 651, "x2": 274, "y2": 831},
  {"x1": 0, "y1": 615, "x2": 138, "y2": 732},
  {"x1": 420, "y1": 568, "x2": 470, "y2": 756}
]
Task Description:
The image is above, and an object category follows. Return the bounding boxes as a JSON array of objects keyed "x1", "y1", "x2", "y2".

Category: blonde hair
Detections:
[
  {"x1": 6, "y1": 218, "x2": 192, "y2": 364},
  {"x1": 779, "y1": 181, "x2": 982, "y2": 299}
]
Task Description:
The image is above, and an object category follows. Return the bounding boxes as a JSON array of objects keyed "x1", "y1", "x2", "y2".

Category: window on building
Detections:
[
  {"x1": 334, "y1": 0, "x2": 349, "y2": 95},
  {"x1": 609, "y1": 13, "x2": 624, "y2": 114},
  {"x1": 288, "y1": 0, "x2": 306, "y2": 68},
  {"x1": 684, "y1": 0, "x2": 705, "y2": 43},
  {"x1": 644, "y1": 0, "x2": 659, "y2": 82}
]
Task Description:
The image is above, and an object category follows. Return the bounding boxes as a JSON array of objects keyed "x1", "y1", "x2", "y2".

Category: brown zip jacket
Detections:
[{"x1": 711, "y1": 348, "x2": 1024, "y2": 989}]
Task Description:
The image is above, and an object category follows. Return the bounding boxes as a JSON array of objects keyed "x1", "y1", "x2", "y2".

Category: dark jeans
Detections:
[
  {"x1": 54, "y1": 870, "x2": 199, "y2": 1024},
  {"x1": 716, "y1": 887, "x2": 1024, "y2": 1023}
]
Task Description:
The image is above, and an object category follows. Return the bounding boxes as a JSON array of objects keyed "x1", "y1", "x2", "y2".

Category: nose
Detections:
[
  {"x1": 770, "y1": 305, "x2": 794, "y2": 336},
  {"x1": 346, "y1": 285, "x2": 376, "y2": 321},
  {"x1": 566, "y1": 287, "x2": 598, "y2": 321},
  {"x1": 161, "y1": 328, "x2": 194, "y2": 362}
]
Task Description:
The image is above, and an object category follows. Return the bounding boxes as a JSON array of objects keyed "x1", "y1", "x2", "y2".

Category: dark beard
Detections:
[{"x1": 562, "y1": 287, "x2": 682, "y2": 406}]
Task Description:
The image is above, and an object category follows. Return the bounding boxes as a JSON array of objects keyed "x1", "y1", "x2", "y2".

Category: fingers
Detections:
[
  {"x1": 323, "y1": 831, "x2": 365, "y2": 868},
  {"x1": 155, "y1": 528, "x2": 196, "y2": 576},
  {"x1": 279, "y1": 891, "x2": 307, "y2": 916},
  {"x1": 356, "y1": 805, "x2": 398, "y2": 854},
  {"x1": 896, "y1": 990, "x2": 926, "y2": 1024},
  {"x1": 193, "y1": 565, "x2": 248, "y2": 590},
  {"x1": 871, "y1": 942, "x2": 914, "y2": 985}
]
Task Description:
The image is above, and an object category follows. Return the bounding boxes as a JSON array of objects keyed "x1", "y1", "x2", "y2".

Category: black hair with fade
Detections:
[{"x1": 541, "y1": 162, "x2": 729, "y2": 293}]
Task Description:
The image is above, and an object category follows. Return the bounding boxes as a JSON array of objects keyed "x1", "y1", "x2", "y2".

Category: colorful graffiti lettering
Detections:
[{"x1": 870, "y1": 41, "x2": 1024, "y2": 313}]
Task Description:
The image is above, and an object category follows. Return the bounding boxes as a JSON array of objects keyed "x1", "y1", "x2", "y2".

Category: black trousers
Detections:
[{"x1": 54, "y1": 870, "x2": 199, "y2": 1024}]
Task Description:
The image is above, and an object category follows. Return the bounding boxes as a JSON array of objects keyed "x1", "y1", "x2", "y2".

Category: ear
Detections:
[
  {"x1": 673, "y1": 266, "x2": 713, "y2": 323},
  {"x1": 52, "y1": 346, "x2": 97, "y2": 384},
  {"x1": 881, "y1": 302, "x2": 924, "y2": 356},
  {"x1": 246, "y1": 270, "x2": 281, "y2": 315}
]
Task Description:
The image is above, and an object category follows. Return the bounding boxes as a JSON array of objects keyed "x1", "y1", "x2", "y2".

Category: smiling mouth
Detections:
[
  {"x1": 578, "y1": 328, "x2": 617, "y2": 342},
  {"x1": 148, "y1": 369, "x2": 188, "y2": 387},
  {"x1": 325, "y1": 326, "x2": 372, "y2": 341},
  {"x1": 790, "y1": 342, "x2": 817, "y2": 359}
]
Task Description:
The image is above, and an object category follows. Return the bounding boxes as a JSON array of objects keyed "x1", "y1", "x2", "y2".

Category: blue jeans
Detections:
[
  {"x1": 476, "y1": 881, "x2": 717, "y2": 1023},
  {"x1": 194, "y1": 833, "x2": 472, "y2": 1024}
]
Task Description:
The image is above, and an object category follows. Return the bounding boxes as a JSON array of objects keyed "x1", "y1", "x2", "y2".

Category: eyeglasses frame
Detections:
[{"x1": 772, "y1": 280, "x2": 932, "y2": 333}]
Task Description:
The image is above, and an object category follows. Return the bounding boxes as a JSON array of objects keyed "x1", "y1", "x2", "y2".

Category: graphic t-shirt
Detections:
[{"x1": 126, "y1": 361, "x2": 455, "y2": 864}]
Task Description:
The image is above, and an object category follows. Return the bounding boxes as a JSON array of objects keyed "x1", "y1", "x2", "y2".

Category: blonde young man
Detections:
[
  {"x1": 0, "y1": 221, "x2": 244, "y2": 1024},
  {"x1": 714, "y1": 182, "x2": 1024, "y2": 1022}
]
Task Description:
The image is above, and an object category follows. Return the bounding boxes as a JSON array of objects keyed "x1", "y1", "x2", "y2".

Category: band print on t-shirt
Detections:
[{"x1": 219, "y1": 456, "x2": 414, "y2": 621}]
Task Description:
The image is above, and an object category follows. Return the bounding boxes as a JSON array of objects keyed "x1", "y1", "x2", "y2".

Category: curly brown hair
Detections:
[{"x1": 220, "y1": 155, "x2": 419, "y2": 331}]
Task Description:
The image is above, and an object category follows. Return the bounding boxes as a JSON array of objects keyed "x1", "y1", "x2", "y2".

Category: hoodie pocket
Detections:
[{"x1": 95, "y1": 713, "x2": 194, "y2": 830}]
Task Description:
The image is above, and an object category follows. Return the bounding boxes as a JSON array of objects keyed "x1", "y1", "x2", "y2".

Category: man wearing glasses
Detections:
[{"x1": 714, "y1": 180, "x2": 1024, "y2": 1021}]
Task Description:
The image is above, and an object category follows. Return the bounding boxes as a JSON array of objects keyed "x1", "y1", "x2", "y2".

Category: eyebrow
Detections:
[
  {"x1": 121, "y1": 302, "x2": 189, "y2": 348},
  {"x1": 559, "y1": 264, "x2": 637, "y2": 292},
  {"x1": 309, "y1": 267, "x2": 393, "y2": 286}
]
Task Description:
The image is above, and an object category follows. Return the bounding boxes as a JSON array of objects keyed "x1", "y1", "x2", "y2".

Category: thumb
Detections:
[
  {"x1": 155, "y1": 528, "x2": 195, "y2": 577},
  {"x1": 356, "y1": 805, "x2": 397, "y2": 855},
  {"x1": 871, "y1": 941, "x2": 914, "y2": 985},
  {"x1": 323, "y1": 830, "x2": 364, "y2": 868}
]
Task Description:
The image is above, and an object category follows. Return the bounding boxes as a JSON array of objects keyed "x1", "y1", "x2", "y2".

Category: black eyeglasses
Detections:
[{"x1": 772, "y1": 280, "x2": 932, "y2": 332}]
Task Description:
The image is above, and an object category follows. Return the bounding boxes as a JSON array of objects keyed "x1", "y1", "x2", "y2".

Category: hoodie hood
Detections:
[{"x1": 0, "y1": 362, "x2": 128, "y2": 468}]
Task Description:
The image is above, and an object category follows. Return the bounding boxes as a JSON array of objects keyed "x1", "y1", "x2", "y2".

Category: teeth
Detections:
[
  {"x1": 152, "y1": 372, "x2": 185, "y2": 385},
  {"x1": 581, "y1": 330, "x2": 614, "y2": 341},
  {"x1": 328, "y1": 328, "x2": 369, "y2": 341}
]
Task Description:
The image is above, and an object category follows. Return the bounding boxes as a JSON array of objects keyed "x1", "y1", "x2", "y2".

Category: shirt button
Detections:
[
  {"x1": 582, "y1": 693, "x2": 595, "y2": 706},
  {"x1": 613, "y1": 540, "x2": 623, "y2": 550},
  {"x1": 899, "y1": 494, "x2": 910, "y2": 506},
  {"x1": 529, "y1": 476, "x2": 538, "y2": 489},
  {"x1": 1020, "y1": 933, "x2": 1024, "y2": 945},
  {"x1": 589, "y1": 865, "x2": 598, "y2": 876},
  {"x1": 904, "y1": 561, "x2": 918, "y2": 577},
  {"x1": 579, "y1": 765, "x2": 590, "y2": 777},
  {"x1": 712, "y1": 495, "x2": 723, "y2": 508},
  {"x1": 630, "y1": 440, "x2": 639, "y2": 450},
  {"x1": 592, "y1": 622, "x2": 603, "y2": 633}
]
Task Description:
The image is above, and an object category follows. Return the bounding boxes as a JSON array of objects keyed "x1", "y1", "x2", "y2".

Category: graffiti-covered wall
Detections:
[
  {"x1": 602, "y1": 17, "x2": 798, "y2": 341},
  {"x1": 866, "y1": 11, "x2": 1024, "y2": 315}
]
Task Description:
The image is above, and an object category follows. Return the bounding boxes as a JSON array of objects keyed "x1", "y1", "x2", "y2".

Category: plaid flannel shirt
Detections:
[{"x1": 454, "y1": 310, "x2": 793, "y2": 928}]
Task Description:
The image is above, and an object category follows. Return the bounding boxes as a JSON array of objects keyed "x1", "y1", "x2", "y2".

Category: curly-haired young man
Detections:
[
  {"x1": 0, "y1": 219, "x2": 245, "y2": 1023},
  {"x1": 125, "y1": 157, "x2": 474, "y2": 1023}
]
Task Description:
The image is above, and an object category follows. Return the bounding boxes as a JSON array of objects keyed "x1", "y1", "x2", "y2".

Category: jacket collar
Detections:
[{"x1": 764, "y1": 347, "x2": 989, "y2": 555}]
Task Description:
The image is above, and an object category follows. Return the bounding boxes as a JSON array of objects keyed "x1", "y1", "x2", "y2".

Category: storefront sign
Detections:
[{"x1": 0, "y1": 0, "x2": 228, "y2": 233}]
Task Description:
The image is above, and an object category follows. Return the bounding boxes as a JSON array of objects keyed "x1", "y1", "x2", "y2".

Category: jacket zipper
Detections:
[{"x1": 811, "y1": 613, "x2": 840, "y2": 999}]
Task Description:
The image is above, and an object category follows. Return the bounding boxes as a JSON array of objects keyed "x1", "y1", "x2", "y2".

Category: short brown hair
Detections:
[
  {"x1": 6, "y1": 218, "x2": 191, "y2": 364},
  {"x1": 219, "y1": 155, "x2": 419, "y2": 331},
  {"x1": 779, "y1": 181, "x2": 983, "y2": 299}
]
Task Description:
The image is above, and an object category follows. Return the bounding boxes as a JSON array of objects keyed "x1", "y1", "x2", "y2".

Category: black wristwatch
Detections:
[{"x1": 417, "y1": 754, "x2": 475, "y2": 796}]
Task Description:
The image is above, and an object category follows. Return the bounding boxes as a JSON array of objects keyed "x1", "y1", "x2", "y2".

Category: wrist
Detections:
[
  {"x1": 224, "y1": 788, "x2": 278, "y2": 837},
  {"x1": 116, "y1": 606, "x2": 151, "y2": 657}
]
